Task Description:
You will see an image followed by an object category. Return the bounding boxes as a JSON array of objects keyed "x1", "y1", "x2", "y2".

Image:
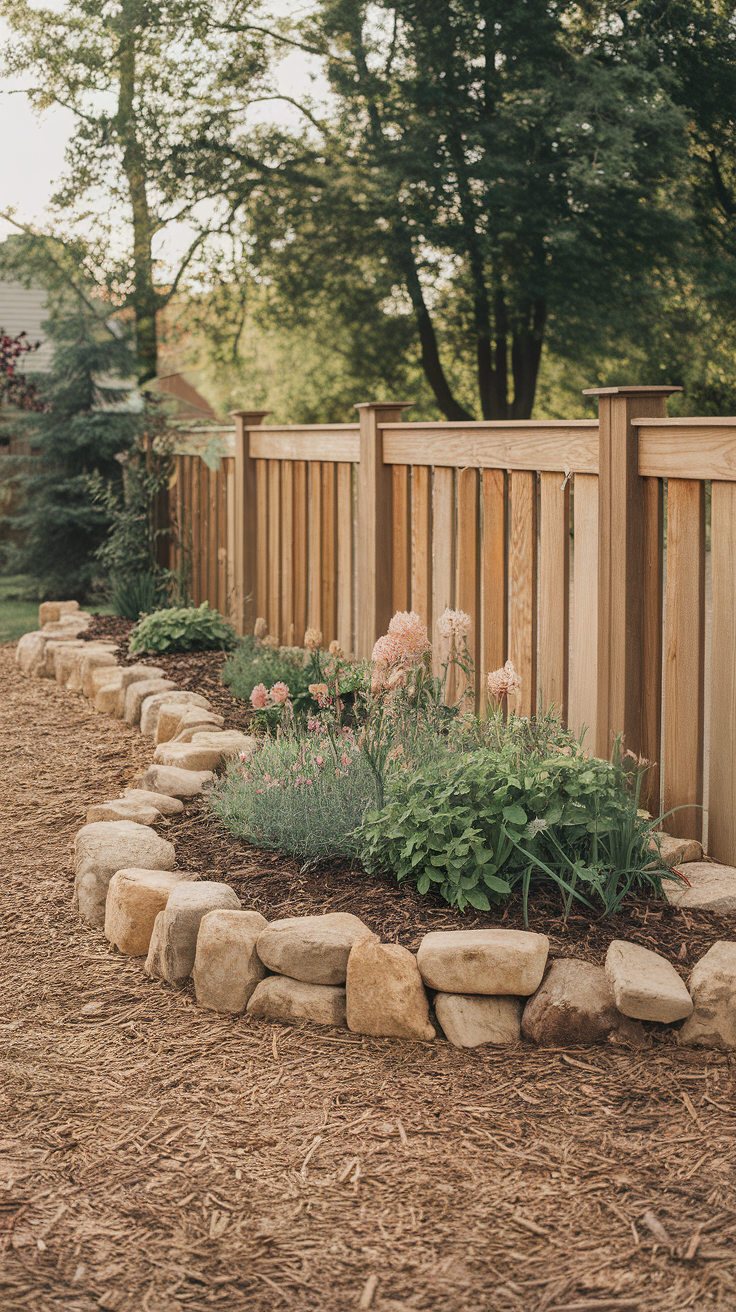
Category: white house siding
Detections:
[{"x1": 0, "y1": 281, "x2": 54, "y2": 372}]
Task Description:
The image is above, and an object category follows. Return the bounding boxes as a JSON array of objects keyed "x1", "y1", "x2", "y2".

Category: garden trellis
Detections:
[{"x1": 169, "y1": 387, "x2": 736, "y2": 865}]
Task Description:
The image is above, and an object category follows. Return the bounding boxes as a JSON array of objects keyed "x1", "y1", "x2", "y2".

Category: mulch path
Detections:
[{"x1": 2, "y1": 637, "x2": 736, "y2": 1311}]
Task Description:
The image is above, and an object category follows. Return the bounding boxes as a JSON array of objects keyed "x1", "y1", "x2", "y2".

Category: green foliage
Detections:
[
  {"x1": 210, "y1": 729, "x2": 378, "y2": 862},
  {"x1": 129, "y1": 602, "x2": 236, "y2": 654},
  {"x1": 222, "y1": 636, "x2": 313, "y2": 704},
  {"x1": 362, "y1": 718, "x2": 675, "y2": 921},
  {"x1": 108, "y1": 571, "x2": 170, "y2": 620}
]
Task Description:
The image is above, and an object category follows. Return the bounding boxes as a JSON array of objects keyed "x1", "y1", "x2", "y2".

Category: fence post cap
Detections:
[
  {"x1": 229, "y1": 409, "x2": 271, "y2": 424},
  {"x1": 354, "y1": 401, "x2": 413, "y2": 413},
  {"x1": 581, "y1": 385, "x2": 683, "y2": 396}
]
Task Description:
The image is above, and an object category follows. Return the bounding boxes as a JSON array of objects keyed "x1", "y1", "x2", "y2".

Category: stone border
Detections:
[{"x1": 15, "y1": 607, "x2": 736, "y2": 1053}]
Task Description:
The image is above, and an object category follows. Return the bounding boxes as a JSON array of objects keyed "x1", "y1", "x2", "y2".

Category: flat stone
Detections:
[
  {"x1": 417, "y1": 929, "x2": 549, "y2": 996},
  {"x1": 650, "y1": 833, "x2": 703, "y2": 866},
  {"x1": 136, "y1": 764, "x2": 214, "y2": 798},
  {"x1": 157, "y1": 707, "x2": 224, "y2": 744},
  {"x1": 81, "y1": 651, "x2": 118, "y2": 698},
  {"x1": 124, "y1": 679, "x2": 177, "y2": 725},
  {"x1": 39, "y1": 600, "x2": 79, "y2": 626},
  {"x1": 105, "y1": 868, "x2": 188, "y2": 955},
  {"x1": 145, "y1": 881, "x2": 241, "y2": 984},
  {"x1": 605, "y1": 940, "x2": 693, "y2": 1023},
  {"x1": 679, "y1": 942, "x2": 736, "y2": 1050},
  {"x1": 85, "y1": 798, "x2": 161, "y2": 826},
  {"x1": 40, "y1": 638, "x2": 86, "y2": 678},
  {"x1": 247, "y1": 976, "x2": 347, "y2": 1027},
  {"x1": 89, "y1": 666, "x2": 124, "y2": 696},
  {"x1": 153, "y1": 741, "x2": 231, "y2": 772},
  {"x1": 74, "y1": 820, "x2": 176, "y2": 928},
  {"x1": 193, "y1": 910, "x2": 269, "y2": 1013},
  {"x1": 121, "y1": 789, "x2": 184, "y2": 816},
  {"x1": 172, "y1": 718, "x2": 227, "y2": 743},
  {"x1": 140, "y1": 690, "x2": 212, "y2": 738},
  {"x1": 521, "y1": 960, "x2": 645, "y2": 1047},
  {"x1": 664, "y1": 862, "x2": 736, "y2": 911},
  {"x1": 256, "y1": 913, "x2": 372, "y2": 985},
  {"x1": 41, "y1": 616, "x2": 91, "y2": 635},
  {"x1": 346, "y1": 937, "x2": 435, "y2": 1041},
  {"x1": 434, "y1": 994, "x2": 522, "y2": 1048},
  {"x1": 112, "y1": 665, "x2": 165, "y2": 717}
]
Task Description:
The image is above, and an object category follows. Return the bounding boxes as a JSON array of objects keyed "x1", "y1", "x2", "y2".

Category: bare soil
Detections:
[{"x1": 2, "y1": 639, "x2": 736, "y2": 1312}]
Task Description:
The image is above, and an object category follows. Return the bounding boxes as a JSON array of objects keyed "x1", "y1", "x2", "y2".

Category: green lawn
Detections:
[{"x1": 0, "y1": 576, "x2": 112, "y2": 645}]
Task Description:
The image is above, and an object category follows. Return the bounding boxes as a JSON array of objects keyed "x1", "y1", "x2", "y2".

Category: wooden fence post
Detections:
[
  {"x1": 231, "y1": 409, "x2": 270, "y2": 636},
  {"x1": 355, "y1": 401, "x2": 412, "y2": 660},
  {"x1": 584, "y1": 385, "x2": 681, "y2": 778}
]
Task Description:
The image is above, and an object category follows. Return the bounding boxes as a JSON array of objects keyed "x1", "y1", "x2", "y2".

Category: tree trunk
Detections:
[
  {"x1": 392, "y1": 227, "x2": 473, "y2": 422},
  {"x1": 510, "y1": 299, "x2": 547, "y2": 419}
]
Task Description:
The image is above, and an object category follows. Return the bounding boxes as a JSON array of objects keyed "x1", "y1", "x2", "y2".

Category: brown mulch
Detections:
[{"x1": 2, "y1": 642, "x2": 736, "y2": 1312}]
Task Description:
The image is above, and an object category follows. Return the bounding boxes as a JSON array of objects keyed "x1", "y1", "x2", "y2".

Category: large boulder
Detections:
[
  {"x1": 16, "y1": 631, "x2": 51, "y2": 677},
  {"x1": 139, "y1": 690, "x2": 212, "y2": 738},
  {"x1": 145, "y1": 881, "x2": 241, "y2": 984},
  {"x1": 521, "y1": 959, "x2": 645, "y2": 1047},
  {"x1": 193, "y1": 910, "x2": 269, "y2": 1013},
  {"x1": 120, "y1": 788, "x2": 184, "y2": 817},
  {"x1": 247, "y1": 976, "x2": 347, "y2": 1027},
  {"x1": 105, "y1": 868, "x2": 188, "y2": 955},
  {"x1": 664, "y1": 862, "x2": 736, "y2": 912},
  {"x1": 679, "y1": 942, "x2": 736, "y2": 1050},
  {"x1": 434, "y1": 994, "x2": 522, "y2": 1048},
  {"x1": 157, "y1": 706, "x2": 224, "y2": 744},
  {"x1": 85, "y1": 798, "x2": 161, "y2": 826},
  {"x1": 136, "y1": 764, "x2": 214, "y2": 798},
  {"x1": 605, "y1": 940, "x2": 693, "y2": 1023},
  {"x1": 346, "y1": 937, "x2": 435, "y2": 1041},
  {"x1": 124, "y1": 678, "x2": 177, "y2": 726},
  {"x1": 38, "y1": 600, "x2": 79, "y2": 626},
  {"x1": 81, "y1": 651, "x2": 118, "y2": 698},
  {"x1": 256, "y1": 913, "x2": 371, "y2": 986},
  {"x1": 417, "y1": 928, "x2": 549, "y2": 996},
  {"x1": 74, "y1": 820, "x2": 176, "y2": 928}
]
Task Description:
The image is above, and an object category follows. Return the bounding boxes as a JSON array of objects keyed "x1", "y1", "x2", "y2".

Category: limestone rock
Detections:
[
  {"x1": 89, "y1": 666, "x2": 124, "y2": 696},
  {"x1": 120, "y1": 788, "x2": 184, "y2": 816},
  {"x1": 521, "y1": 960, "x2": 645, "y2": 1047},
  {"x1": 152, "y1": 740, "x2": 230, "y2": 772},
  {"x1": 39, "y1": 600, "x2": 79, "y2": 626},
  {"x1": 679, "y1": 942, "x2": 736, "y2": 1050},
  {"x1": 136, "y1": 764, "x2": 214, "y2": 798},
  {"x1": 346, "y1": 937, "x2": 435, "y2": 1041},
  {"x1": 85, "y1": 798, "x2": 161, "y2": 826},
  {"x1": 650, "y1": 832, "x2": 703, "y2": 867},
  {"x1": 124, "y1": 678, "x2": 177, "y2": 726},
  {"x1": 664, "y1": 862, "x2": 736, "y2": 912},
  {"x1": 40, "y1": 638, "x2": 86, "y2": 678},
  {"x1": 605, "y1": 940, "x2": 693, "y2": 1023},
  {"x1": 74, "y1": 820, "x2": 176, "y2": 928},
  {"x1": 54, "y1": 644, "x2": 91, "y2": 687},
  {"x1": 105, "y1": 868, "x2": 187, "y2": 955},
  {"x1": 193, "y1": 910, "x2": 269, "y2": 1013},
  {"x1": 145, "y1": 881, "x2": 241, "y2": 984},
  {"x1": 172, "y1": 718, "x2": 227, "y2": 743},
  {"x1": 256, "y1": 913, "x2": 372, "y2": 985},
  {"x1": 81, "y1": 651, "x2": 118, "y2": 698},
  {"x1": 157, "y1": 706, "x2": 224, "y2": 744},
  {"x1": 16, "y1": 631, "x2": 51, "y2": 677},
  {"x1": 139, "y1": 690, "x2": 212, "y2": 738},
  {"x1": 94, "y1": 682, "x2": 125, "y2": 714},
  {"x1": 417, "y1": 928, "x2": 549, "y2": 996},
  {"x1": 435, "y1": 993, "x2": 522, "y2": 1048},
  {"x1": 247, "y1": 976, "x2": 347, "y2": 1027},
  {"x1": 65, "y1": 644, "x2": 117, "y2": 693},
  {"x1": 41, "y1": 616, "x2": 91, "y2": 635},
  {"x1": 113, "y1": 665, "x2": 165, "y2": 717}
]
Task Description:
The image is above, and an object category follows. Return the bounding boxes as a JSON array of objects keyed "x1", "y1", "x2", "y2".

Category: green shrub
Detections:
[
  {"x1": 210, "y1": 728, "x2": 377, "y2": 861},
  {"x1": 361, "y1": 726, "x2": 677, "y2": 920},
  {"x1": 129, "y1": 602, "x2": 236, "y2": 654},
  {"x1": 109, "y1": 571, "x2": 171, "y2": 620},
  {"x1": 221, "y1": 636, "x2": 313, "y2": 703},
  {"x1": 221, "y1": 636, "x2": 370, "y2": 724}
]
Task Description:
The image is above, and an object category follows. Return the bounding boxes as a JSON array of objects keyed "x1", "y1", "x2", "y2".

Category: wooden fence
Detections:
[{"x1": 169, "y1": 388, "x2": 736, "y2": 865}]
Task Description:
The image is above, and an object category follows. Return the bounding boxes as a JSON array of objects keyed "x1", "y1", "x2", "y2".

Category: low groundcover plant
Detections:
[{"x1": 129, "y1": 601, "x2": 237, "y2": 654}]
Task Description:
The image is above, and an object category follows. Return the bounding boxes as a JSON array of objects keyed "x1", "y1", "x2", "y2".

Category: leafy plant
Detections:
[
  {"x1": 222, "y1": 635, "x2": 313, "y2": 703},
  {"x1": 108, "y1": 570, "x2": 170, "y2": 620},
  {"x1": 129, "y1": 601, "x2": 236, "y2": 654}
]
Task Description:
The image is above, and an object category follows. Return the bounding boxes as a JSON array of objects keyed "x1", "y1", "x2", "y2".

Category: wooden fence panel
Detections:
[
  {"x1": 293, "y1": 461, "x2": 308, "y2": 646},
  {"x1": 411, "y1": 465, "x2": 432, "y2": 629},
  {"x1": 321, "y1": 462, "x2": 336, "y2": 644},
  {"x1": 392, "y1": 464, "x2": 410, "y2": 614},
  {"x1": 481, "y1": 469, "x2": 506, "y2": 708},
  {"x1": 456, "y1": 468, "x2": 480, "y2": 703},
  {"x1": 538, "y1": 471, "x2": 570, "y2": 721},
  {"x1": 308, "y1": 462, "x2": 322, "y2": 635},
  {"x1": 709, "y1": 481, "x2": 736, "y2": 864},
  {"x1": 336, "y1": 462, "x2": 353, "y2": 654},
  {"x1": 641, "y1": 476, "x2": 664, "y2": 814},
  {"x1": 267, "y1": 460, "x2": 281, "y2": 639},
  {"x1": 568, "y1": 474, "x2": 598, "y2": 748},
  {"x1": 207, "y1": 466, "x2": 218, "y2": 609},
  {"x1": 432, "y1": 467, "x2": 455, "y2": 681},
  {"x1": 663, "y1": 479, "x2": 706, "y2": 842},
  {"x1": 280, "y1": 460, "x2": 294, "y2": 645},
  {"x1": 508, "y1": 470, "x2": 537, "y2": 719},
  {"x1": 256, "y1": 458, "x2": 268, "y2": 624}
]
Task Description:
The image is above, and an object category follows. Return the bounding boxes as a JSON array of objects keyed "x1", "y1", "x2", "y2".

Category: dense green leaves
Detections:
[{"x1": 129, "y1": 601, "x2": 236, "y2": 652}]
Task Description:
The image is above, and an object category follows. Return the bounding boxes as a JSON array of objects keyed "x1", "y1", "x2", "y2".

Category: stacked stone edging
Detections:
[{"x1": 13, "y1": 603, "x2": 736, "y2": 1053}]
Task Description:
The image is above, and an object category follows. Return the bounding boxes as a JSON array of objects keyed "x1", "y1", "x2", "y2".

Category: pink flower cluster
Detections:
[
  {"x1": 371, "y1": 611, "x2": 430, "y2": 667},
  {"x1": 249, "y1": 681, "x2": 290, "y2": 710},
  {"x1": 486, "y1": 660, "x2": 521, "y2": 702},
  {"x1": 309, "y1": 682, "x2": 331, "y2": 708},
  {"x1": 437, "y1": 608, "x2": 471, "y2": 641}
]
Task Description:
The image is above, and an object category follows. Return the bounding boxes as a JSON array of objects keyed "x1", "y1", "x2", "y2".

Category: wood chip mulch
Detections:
[{"x1": 3, "y1": 639, "x2": 736, "y2": 1312}]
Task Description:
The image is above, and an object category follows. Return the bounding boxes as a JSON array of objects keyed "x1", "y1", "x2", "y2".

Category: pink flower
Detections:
[
  {"x1": 486, "y1": 660, "x2": 521, "y2": 702},
  {"x1": 269, "y1": 681, "x2": 290, "y2": 705},
  {"x1": 315, "y1": 754, "x2": 324, "y2": 766},
  {"x1": 249, "y1": 683, "x2": 269, "y2": 709},
  {"x1": 340, "y1": 752, "x2": 350, "y2": 768},
  {"x1": 387, "y1": 610, "x2": 431, "y2": 660},
  {"x1": 437, "y1": 608, "x2": 471, "y2": 641},
  {"x1": 371, "y1": 632, "x2": 407, "y2": 665},
  {"x1": 309, "y1": 682, "x2": 331, "y2": 707}
]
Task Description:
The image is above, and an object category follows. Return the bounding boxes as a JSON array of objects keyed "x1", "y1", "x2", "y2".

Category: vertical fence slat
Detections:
[
  {"x1": 321, "y1": 462, "x2": 336, "y2": 644},
  {"x1": 308, "y1": 462, "x2": 322, "y2": 635},
  {"x1": 538, "y1": 471, "x2": 570, "y2": 722},
  {"x1": 456, "y1": 467, "x2": 480, "y2": 702},
  {"x1": 663, "y1": 479, "x2": 706, "y2": 841},
  {"x1": 293, "y1": 461, "x2": 308, "y2": 647},
  {"x1": 508, "y1": 470, "x2": 538, "y2": 719},
  {"x1": 191, "y1": 457, "x2": 201, "y2": 605},
  {"x1": 481, "y1": 470, "x2": 506, "y2": 706},
  {"x1": 225, "y1": 457, "x2": 236, "y2": 622},
  {"x1": 217, "y1": 465, "x2": 227, "y2": 615},
  {"x1": 280, "y1": 460, "x2": 294, "y2": 645},
  {"x1": 432, "y1": 467, "x2": 454, "y2": 680},
  {"x1": 256, "y1": 458, "x2": 268, "y2": 623},
  {"x1": 267, "y1": 460, "x2": 281, "y2": 639},
  {"x1": 568, "y1": 474, "x2": 598, "y2": 749},
  {"x1": 709, "y1": 480, "x2": 736, "y2": 864},
  {"x1": 337, "y1": 462, "x2": 353, "y2": 654},
  {"x1": 392, "y1": 464, "x2": 410, "y2": 613},
  {"x1": 208, "y1": 466, "x2": 218, "y2": 607},
  {"x1": 411, "y1": 465, "x2": 432, "y2": 629},
  {"x1": 641, "y1": 476, "x2": 664, "y2": 815}
]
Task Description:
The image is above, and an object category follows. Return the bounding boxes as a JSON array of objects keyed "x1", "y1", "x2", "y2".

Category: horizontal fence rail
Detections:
[{"x1": 169, "y1": 389, "x2": 736, "y2": 868}]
